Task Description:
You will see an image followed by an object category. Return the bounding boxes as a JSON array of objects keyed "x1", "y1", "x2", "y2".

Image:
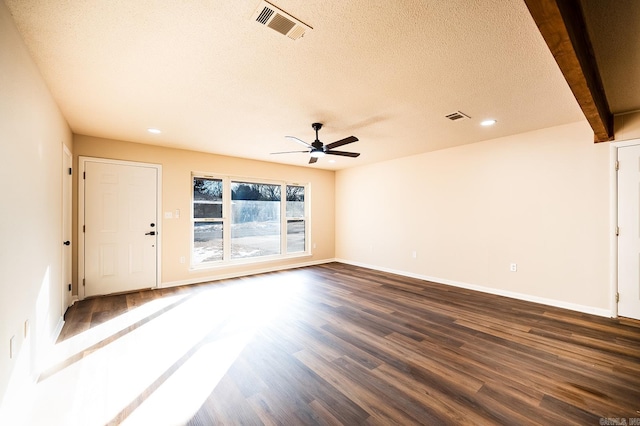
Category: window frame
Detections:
[{"x1": 191, "y1": 173, "x2": 310, "y2": 269}]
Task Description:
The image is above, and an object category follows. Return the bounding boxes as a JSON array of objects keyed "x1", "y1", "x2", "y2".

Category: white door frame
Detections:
[
  {"x1": 62, "y1": 144, "x2": 73, "y2": 312},
  {"x1": 610, "y1": 138, "x2": 640, "y2": 318},
  {"x1": 78, "y1": 156, "x2": 162, "y2": 300}
]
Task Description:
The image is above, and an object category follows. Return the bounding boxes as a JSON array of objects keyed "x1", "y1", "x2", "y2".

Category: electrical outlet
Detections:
[
  {"x1": 179, "y1": 256, "x2": 185, "y2": 264},
  {"x1": 175, "y1": 209, "x2": 180, "y2": 219},
  {"x1": 510, "y1": 263, "x2": 517, "y2": 272},
  {"x1": 412, "y1": 250, "x2": 417, "y2": 259}
]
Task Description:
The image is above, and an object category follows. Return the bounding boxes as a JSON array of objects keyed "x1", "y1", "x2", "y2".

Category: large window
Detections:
[{"x1": 192, "y1": 175, "x2": 309, "y2": 267}]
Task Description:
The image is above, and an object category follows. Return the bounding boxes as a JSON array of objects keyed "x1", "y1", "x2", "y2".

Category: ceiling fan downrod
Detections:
[{"x1": 311, "y1": 122, "x2": 324, "y2": 151}]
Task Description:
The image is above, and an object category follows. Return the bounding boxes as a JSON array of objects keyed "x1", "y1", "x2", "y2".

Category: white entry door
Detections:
[
  {"x1": 618, "y1": 143, "x2": 640, "y2": 320},
  {"x1": 83, "y1": 159, "x2": 159, "y2": 298}
]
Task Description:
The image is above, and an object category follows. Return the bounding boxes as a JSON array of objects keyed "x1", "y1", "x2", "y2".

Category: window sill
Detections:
[{"x1": 189, "y1": 252, "x2": 313, "y2": 272}]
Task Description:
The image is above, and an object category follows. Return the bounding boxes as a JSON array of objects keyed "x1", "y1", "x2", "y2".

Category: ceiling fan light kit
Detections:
[{"x1": 271, "y1": 122, "x2": 360, "y2": 165}]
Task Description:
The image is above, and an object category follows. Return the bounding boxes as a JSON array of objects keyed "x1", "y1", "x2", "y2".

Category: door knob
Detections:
[
  {"x1": 145, "y1": 231, "x2": 156, "y2": 236},
  {"x1": 63, "y1": 240, "x2": 71, "y2": 246}
]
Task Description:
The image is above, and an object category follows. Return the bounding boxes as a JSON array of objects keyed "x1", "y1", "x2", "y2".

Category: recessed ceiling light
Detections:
[
  {"x1": 328, "y1": 159, "x2": 336, "y2": 163},
  {"x1": 480, "y1": 119, "x2": 497, "y2": 126},
  {"x1": 147, "y1": 128, "x2": 162, "y2": 134}
]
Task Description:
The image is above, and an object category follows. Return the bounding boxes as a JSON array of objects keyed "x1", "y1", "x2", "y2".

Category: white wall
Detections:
[
  {"x1": 0, "y1": 0, "x2": 72, "y2": 412},
  {"x1": 336, "y1": 121, "x2": 611, "y2": 315}
]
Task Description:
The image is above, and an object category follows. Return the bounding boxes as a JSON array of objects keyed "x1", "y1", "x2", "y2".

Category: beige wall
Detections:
[
  {"x1": 336, "y1": 121, "x2": 611, "y2": 315},
  {"x1": 73, "y1": 135, "x2": 335, "y2": 289},
  {"x1": 614, "y1": 111, "x2": 640, "y2": 142},
  {"x1": 0, "y1": 1, "x2": 72, "y2": 412}
]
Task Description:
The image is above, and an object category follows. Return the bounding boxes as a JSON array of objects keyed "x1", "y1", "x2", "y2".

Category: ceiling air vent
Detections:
[
  {"x1": 251, "y1": 1, "x2": 312, "y2": 40},
  {"x1": 445, "y1": 111, "x2": 471, "y2": 121}
]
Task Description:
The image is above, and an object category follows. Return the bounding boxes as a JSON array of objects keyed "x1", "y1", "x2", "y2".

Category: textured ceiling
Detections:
[{"x1": 4, "y1": 0, "x2": 586, "y2": 169}]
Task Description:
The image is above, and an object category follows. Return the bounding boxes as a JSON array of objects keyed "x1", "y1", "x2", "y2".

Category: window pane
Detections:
[
  {"x1": 193, "y1": 222, "x2": 223, "y2": 263},
  {"x1": 286, "y1": 185, "x2": 304, "y2": 218},
  {"x1": 287, "y1": 219, "x2": 305, "y2": 253},
  {"x1": 194, "y1": 203, "x2": 222, "y2": 219},
  {"x1": 231, "y1": 182, "x2": 281, "y2": 259},
  {"x1": 286, "y1": 185, "x2": 305, "y2": 253},
  {"x1": 194, "y1": 178, "x2": 223, "y2": 219}
]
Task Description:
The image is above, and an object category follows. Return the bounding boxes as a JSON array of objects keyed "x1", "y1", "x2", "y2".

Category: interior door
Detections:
[
  {"x1": 618, "y1": 143, "x2": 640, "y2": 320},
  {"x1": 62, "y1": 146, "x2": 73, "y2": 310},
  {"x1": 84, "y1": 160, "x2": 158, "y2": 297}
]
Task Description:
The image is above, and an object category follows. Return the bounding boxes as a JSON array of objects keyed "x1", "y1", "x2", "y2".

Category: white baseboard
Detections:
[
  {"x1": 335, "y1": 258, "x2": 613, "y2": 318},
  {"x1": 161, "y1": 258, "x2": 336, "y2": 289},
  {"x1": 51, "y1": 316, "x2": 65, "y2": 343}
]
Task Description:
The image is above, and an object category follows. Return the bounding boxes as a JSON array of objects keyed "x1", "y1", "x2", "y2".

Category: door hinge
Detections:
[
  {"x1": 616, "y1": 292, "x2": 620, "y2": 303},
  {"x1": 83, "y1": 171, "x2": 86, "y2": 179},
  {"x1": 83, "y1": 225, "x2": 85, "y2": 233},
  {"x1": 68, "y1": 284, "x2": 71, "y2": 291},
  {"x1": 615, "y1": 226, "x2": 620, "y2": 236},
  {"x1": 615, "y1": 160, "x2": 619, "y2": 171},
  {"x1": 82, "y1": 278, "x2": 85, "y2": 287},
  {"x1": 68, "y1": 167, "x2": 72, "y2": 175}
]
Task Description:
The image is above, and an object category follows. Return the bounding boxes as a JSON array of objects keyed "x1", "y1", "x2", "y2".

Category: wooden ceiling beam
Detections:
[{"x1": 524, "y1": 0, "x2": 613, "y2": 142}]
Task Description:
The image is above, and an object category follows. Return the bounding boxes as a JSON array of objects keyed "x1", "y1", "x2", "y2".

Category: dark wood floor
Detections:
[{"x1": 60, "y1": 262, "x2": 640, "y2": 425}]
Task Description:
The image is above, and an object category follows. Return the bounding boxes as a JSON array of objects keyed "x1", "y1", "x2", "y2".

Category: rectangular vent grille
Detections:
[
  {"x1": 445, "y1": 111, "x2": 470, "y2": 121},
  {"x1": 256, "y1": 7, "x2": 274, "y2": 24},
  {"x1": 268, "y1": 13, "x2": 296, "y2": 36},
  {"x1": 252, "y1": 1, "x2": 312, "y2": 40}
]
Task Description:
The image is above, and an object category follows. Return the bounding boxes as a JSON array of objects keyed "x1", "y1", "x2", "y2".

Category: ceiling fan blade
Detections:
[
  {"x1": 309, "y1": 156, "x2": 318, "y2": 164},
  {"x1": 270, "y1": 150, "x2": 309, "y2": 155},
  {"x1": 326, "y1": 150, "x2": 360, "y2": 158},
  {"x1": 285, "y1": 136, "x2": 312, "y2": 148},
  {"x1": 325, "y1": 136, "x2": 358, "y2": 150}
]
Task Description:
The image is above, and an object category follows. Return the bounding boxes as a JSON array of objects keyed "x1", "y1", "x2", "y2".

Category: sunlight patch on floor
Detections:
[
  {"x1": 21, "y1": 275, "x2": 304, "y2": 425},
  {"x1": 49, "y1": 294, "x2": 187, "y2": 369},
  {"x1": 121, "y1": 332, "x2": 254, "y2": 425}
]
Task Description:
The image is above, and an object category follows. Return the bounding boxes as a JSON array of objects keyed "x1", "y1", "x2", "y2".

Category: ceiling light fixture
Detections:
[
  {"x1": 480, "y1": 119, "x2": 497, "y2": 126},
  {"x1": 310, "y1": 150, "x2": 325, "y2": 158},
  {"x1": 147, "y1": 128, "x2": 162, "y2": 134}
]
